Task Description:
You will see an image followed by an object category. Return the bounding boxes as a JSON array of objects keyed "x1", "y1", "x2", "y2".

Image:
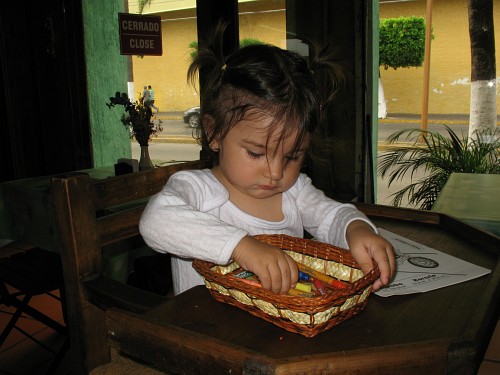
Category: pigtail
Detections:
[
  {"x1": 298, "y1": 41, "x2": 351, "y2": 165},
  {"x1": 187, "y1": 21, "x2": 227, "y2": 101},
  {"x1": 187, "y1": 21, "x2": 229, "y2": 160},
  {"x1": 308, "y1": 41, "x2": 351, "y2": 110}
]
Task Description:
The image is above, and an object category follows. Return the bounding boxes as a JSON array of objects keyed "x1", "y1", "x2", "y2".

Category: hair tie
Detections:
[{"x1": 221, "y1": 64, "x2": 227, "y2": 71}]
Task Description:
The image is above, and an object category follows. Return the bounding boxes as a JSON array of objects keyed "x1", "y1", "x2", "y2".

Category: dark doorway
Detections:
[
  {"x1": 194, "y1": 0, "x2": 374, "y2": 202},
  {"x1": 0, "y1": 0, "x2": 91, "y2": 182}
]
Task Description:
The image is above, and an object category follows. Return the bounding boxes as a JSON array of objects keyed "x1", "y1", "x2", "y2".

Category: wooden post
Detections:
[{"x1": 421, "y1": 0, "x2": 433, "y2": 132}]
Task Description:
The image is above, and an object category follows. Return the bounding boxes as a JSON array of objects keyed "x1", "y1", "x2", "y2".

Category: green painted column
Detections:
[
  {"x1": 82, "y1": 0, "x2": 131, "y2": 167},
  {"x1": 372, "y1": 0, "x2": 380, "y2": 201}
]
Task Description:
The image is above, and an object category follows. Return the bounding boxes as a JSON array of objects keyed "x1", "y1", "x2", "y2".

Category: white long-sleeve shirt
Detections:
[{"x1": 139, "y1": 169, "x2": 375, "y2": 295}]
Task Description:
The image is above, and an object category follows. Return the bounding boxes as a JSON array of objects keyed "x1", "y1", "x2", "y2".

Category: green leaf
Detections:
[{"x1": 378, "y1": 126, "x2": 500, "y2": 209}]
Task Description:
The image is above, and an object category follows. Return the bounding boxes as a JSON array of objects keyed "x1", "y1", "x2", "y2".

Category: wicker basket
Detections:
[{"x1": 192, "y1": 234, "x2": 380, "y2": 337}]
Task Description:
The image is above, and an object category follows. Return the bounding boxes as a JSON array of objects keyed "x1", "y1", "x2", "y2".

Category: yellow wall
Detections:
[
  {"x1": 131, "y1": 0, "x2": 499, "y2": 115},
  {"x1": 131, "y1": 1, "x2": 286, "y2": 112},
  {"x1": 380, "y1": 0, "x2": 500, "y2": 115}
]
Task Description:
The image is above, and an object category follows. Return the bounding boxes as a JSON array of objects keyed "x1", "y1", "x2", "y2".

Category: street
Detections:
[
  {"x1": 152, "y1": 117, "x2": 470, "y2": 143},
  {"x1": 154, "y1": 118, "x2": 197, "y2": 137},
  {"x1": 133, "y1": 119, "x2": 470, "y2": 207}
]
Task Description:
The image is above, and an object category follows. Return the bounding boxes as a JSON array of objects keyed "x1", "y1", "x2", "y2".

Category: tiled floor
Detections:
[
  {"x1": 0, "y1": 287, "x2": 71, "y2": 375},
  {"x1": 0, "y1": 285, "x2": 499, "y2": 375}
]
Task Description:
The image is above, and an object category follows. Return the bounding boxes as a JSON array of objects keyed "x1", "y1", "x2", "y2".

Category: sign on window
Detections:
[{"x1": 119, "y1": 13, "x2": 162, "y2": 56}]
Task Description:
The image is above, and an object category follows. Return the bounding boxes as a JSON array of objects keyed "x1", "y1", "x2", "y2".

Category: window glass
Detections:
[
  {"x1": 238, "y1": 0, "x2": 286, "y2": 49},
  {"x1": 128, "y1": 1, "x2": 201, "y2": 164}
]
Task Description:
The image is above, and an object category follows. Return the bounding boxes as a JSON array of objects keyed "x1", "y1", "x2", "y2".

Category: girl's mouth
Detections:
[{"x1": 258, "y1": 184, "x2": 279, "y2": 190}]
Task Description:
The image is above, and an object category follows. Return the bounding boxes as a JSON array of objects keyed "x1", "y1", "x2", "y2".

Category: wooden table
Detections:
[
  {"x1": 107, "y1": 205, "x2": 500, "y2": 374},
  {"x1": 433, "y1": 173, "x2": 500, "y2": 237},
  {"x1": 0, "y1": 167, "x2": 154, "y2": 282}
]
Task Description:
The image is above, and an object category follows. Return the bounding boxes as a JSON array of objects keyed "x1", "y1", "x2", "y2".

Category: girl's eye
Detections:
[
  {"x1": 246, "y1": 150, "x2": 263, "y2": 159},
  {"x1": 285, "y1": 154, "x2": 301, "y2": 162}
]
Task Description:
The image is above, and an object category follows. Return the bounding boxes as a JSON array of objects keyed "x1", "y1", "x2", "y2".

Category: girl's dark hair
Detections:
[{"x1": 188, "y1": 23, "x2": 348, "y2": 163}]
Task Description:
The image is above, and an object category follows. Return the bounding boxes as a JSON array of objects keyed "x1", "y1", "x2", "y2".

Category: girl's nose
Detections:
[{"x1": 266, "y1": 158, "x2": 284, "y2": 181}]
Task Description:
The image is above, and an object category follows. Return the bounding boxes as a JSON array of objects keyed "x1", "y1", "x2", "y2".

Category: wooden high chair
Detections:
[{"x1": 50, "y1": 160, "x2": 211, "y2": 375}]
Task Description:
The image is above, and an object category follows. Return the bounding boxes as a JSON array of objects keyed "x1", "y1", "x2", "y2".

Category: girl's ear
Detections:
[{"x1": 202, "y1": 114, "x2": 220, "y2": 151}]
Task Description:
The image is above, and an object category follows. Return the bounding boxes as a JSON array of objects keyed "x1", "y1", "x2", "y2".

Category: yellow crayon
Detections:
[
  {"x1": 294, "y1": 282, "x2": 312, "y2": 293},
  {"x1": 287, "y1": 288, "x2": 315, "y2": 298}
]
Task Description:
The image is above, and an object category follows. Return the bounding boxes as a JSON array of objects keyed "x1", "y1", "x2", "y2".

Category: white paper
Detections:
[{"x1": 375, "y1": 228, "x2": 491, "y2": 297}]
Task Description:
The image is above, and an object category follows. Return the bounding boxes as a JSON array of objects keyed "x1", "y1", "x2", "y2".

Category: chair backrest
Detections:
[{"x1": 51, "y1": 160, "x2": 211, "y2": 374}]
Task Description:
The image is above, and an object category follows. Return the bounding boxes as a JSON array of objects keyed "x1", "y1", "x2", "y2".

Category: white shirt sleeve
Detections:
[
  {"x1": 290, "y1": 174, "x2": 377, "y2": 249},
  {"x1": 139, "y1": 170, "x2": 248, "y2": 265}
]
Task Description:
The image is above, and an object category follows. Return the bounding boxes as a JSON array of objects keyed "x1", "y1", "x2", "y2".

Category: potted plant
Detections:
[
  {"x1": 378, "y1": 126, "x2": 500, "y2": 210},
  {"x1": 107, "y1": 92, "x2": 163, "y2": 170}
]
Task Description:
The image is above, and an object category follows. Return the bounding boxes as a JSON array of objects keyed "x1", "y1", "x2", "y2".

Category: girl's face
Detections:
[{"x1": 211, "y1": 115, "x2": 309, "y2": 200}]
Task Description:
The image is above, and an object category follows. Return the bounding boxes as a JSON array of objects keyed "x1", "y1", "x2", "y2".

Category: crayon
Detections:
[
  {"x1": 294, "y1": 282, "x2": 312, "y2": 293},
  {"x1": 298, "y1": 271, "x2": 311, "y2": 282},
  {"x1": 230, "y1": 269, "x2": 262, "y2": 288},
  {"x1": 233, "y1": 270, "x2": 254, "y2": 279},
  {"x1": 312, "y1": 279, "x2": 330, "y2": 295},
  {"x1": 287, "y1": 288, "x2": 315, "y2": 298},
  {"x1": 237, "y1": 278, "x2": 262, "y2": 288},
  {"x1": 296, "y1": 263, "x2": 348, "y2": 290},
  {"x1": 309, "y1": 281, "x2": 322, "y2": 297}
]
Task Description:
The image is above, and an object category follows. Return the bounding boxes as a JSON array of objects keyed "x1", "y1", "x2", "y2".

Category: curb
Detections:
[
  {"x1": 377, "y1": 142, "x2": 424, "y2": 152},
  {"x1": 151, "y1": 135, "x2": 198, "y2": 144},
  {"x1": 379, "y1": 118, "x2": 470, "y2": 125},
  {"x1": 157, "y1": 115, "x2": 183, "y2": 121}
]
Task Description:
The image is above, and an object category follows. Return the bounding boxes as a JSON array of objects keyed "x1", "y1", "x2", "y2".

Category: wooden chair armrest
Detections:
[{"x1": 84, "y1": 276, "x2": 166, "y2": 314}]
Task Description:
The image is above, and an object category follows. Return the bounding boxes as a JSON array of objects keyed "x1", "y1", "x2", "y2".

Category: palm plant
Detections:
[{"x1": 378, "y1": 126, "x2": 500, "y2": 210}]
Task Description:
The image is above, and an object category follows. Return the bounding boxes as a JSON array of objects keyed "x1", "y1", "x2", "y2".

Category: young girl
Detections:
[{"x1": 139, "y1": 35, "x2": 395, "y2": 296}]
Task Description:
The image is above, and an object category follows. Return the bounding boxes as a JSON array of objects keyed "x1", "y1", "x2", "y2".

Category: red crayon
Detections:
[
  {"x1": 238, "y1": 278, "x2": 262, "y2": 288},
  {"x1": 297, "y1": 263, "x2": 349, "y2": 290},
  {"x1": 312, "y1": 279, "x2": 330, "y2": 295}
]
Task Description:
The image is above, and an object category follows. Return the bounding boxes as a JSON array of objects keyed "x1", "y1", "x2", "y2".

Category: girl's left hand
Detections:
[{"x1": 346, "y1": 220, "x2": 396, "y2": 291}]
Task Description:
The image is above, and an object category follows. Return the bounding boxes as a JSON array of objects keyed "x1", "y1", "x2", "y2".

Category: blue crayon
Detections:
[{"x1": 299, "y1": 271, "x2": 311, "y2": 282}]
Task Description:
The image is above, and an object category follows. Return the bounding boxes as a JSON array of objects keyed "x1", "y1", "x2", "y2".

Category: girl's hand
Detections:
[
  {"x1": 346, "y1": 220, "x2": 396, "y2": 291},
  {"x1": 231, "y1": 236, "x2": 298, "y2": 294}
]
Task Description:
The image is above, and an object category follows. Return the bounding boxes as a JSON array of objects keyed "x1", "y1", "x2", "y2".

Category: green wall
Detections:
[{"x1": 83, "y1": 0, "x2": 131, "y2": 167}]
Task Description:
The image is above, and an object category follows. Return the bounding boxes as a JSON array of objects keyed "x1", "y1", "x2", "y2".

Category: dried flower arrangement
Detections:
[{"x1": 106, "y1": 92, "x2": 163, "y2": 146}]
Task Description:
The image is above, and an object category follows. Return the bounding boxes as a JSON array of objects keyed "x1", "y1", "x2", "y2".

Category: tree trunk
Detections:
[{"x1": 467, "y1": 0, "x2": 496, "y2": 138}]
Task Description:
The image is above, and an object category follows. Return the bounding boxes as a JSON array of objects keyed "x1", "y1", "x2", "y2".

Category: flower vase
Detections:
[{"x1": 139, "y1": 144, "x2": 154, "y2": 170}]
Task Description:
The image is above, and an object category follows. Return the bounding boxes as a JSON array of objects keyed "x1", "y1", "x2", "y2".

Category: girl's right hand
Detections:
[{"x1": 231, "y1": 236, "x2": 298, "y2": 294}]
